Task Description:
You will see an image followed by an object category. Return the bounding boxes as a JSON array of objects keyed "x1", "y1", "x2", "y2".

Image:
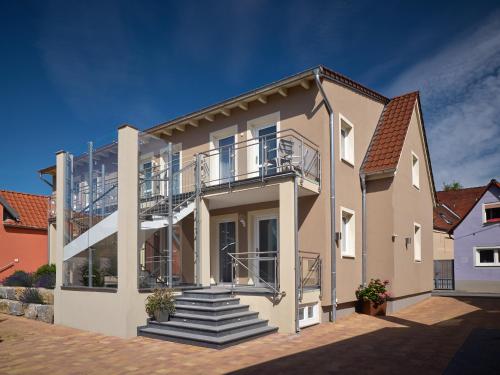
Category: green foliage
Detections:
[
  {"x1": 3, "y1": 270, "x2": 33, "y2": 287},
  {"x1": 79, "y1": 264, "x2": 106, "y2": 287},
  {"x1": 356, "y1": 279, "x2": 390, "y2": 307},
  {"x1": 19, "y1": 288, "x2": 44, "y2": 304},
  {"x1": 35, "y1": 264, "x2": 56, "y2": 278},
  {"x1": 145, "y1": 288, "x2": 176, "y2": 318},
  {"x1": 443, "y1": 181, "x2": 463, "y2": 191}
]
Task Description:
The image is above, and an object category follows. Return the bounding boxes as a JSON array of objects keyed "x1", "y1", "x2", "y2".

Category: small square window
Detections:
[
  {"x1": 484, "y1": 203, "x2": 500, "y2": 224},
  {"x1": 299, "y1": 307, "x2": 304, "y2": 320},
  {"x1": 475, "y1": 248, "x2": 500, "y2": 267},
  {"x1": 307, "y1": 306, "x2": 314, "y2": 319}
]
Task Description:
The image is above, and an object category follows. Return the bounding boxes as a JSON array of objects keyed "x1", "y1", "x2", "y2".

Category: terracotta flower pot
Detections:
[
  {"x1": 360, "y1": 300, "x2": 387, "y2": 316},
  {"x1": 154, "y1": 310, "x2": 170, "y2": 322}
]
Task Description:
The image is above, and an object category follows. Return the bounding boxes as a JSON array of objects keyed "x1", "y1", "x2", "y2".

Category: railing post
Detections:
[
  {"x1": 88, "y1": 141, "x2": 93, "y2": 288},
  {"x1": 167, "y1": 142, "x2": 173, "y2": 288},
  {"x1": 194, "y1": 153, "x2": 201, "y2": 286},
  {"x1": 300, "y1": 138, "x2": 304, "y2": 178}
]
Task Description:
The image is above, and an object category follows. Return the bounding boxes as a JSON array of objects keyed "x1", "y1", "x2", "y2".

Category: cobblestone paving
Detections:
[{"x1": 1, "y1": 296, "x2": 499, "y2": 374}]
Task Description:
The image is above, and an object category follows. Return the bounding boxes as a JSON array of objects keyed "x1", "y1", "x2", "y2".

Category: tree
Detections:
[{"x1": 443, "y1": 181, "x2": 463, "y2": 191}]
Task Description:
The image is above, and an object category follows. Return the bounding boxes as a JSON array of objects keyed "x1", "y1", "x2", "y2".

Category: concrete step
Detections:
[
  {"x1": 148, "y1": 318, "x2": 268, "y2": 337},
  {"x1": 175, "y1": 296, "x2": 240, "y2": 307},
  {"x1": 170, "y1": 310, "x2": 258, "y2": 326},
  {"x1": 173, "y1": 303, "x2": 249, "y2": 316},
  {"x1": 138, "y1": 325, "x2": 278, "y2": 349},
  {"x1": 182, "y1": 288, "x2": 232, "y2": 300}
]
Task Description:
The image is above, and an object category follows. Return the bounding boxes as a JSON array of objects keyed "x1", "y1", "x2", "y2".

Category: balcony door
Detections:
[
  {"x1": 249, "y1": 124, "x2": 277, "y2": 178},
  {"x1": 209, "y1": 126, "x2": 237, "y2": 185},
  {"x1": 254, "y1": 215, "x2": 278, "y2": 287}
]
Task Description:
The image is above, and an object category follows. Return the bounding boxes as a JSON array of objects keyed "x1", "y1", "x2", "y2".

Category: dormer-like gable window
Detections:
[{"x1": 483, "y1": 202, "x2": 500, "y2": 224}]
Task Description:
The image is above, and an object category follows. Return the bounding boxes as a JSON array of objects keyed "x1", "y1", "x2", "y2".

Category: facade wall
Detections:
[
  {"x1": 454, "y1": 186, "x2": 500, "y2": 292},
  {"x1": 390, "y1": 107, "x2": 434, "y2": 297},
  {"x1": 433, "y1": 230, "x2": 454, "y2": 260},
  {"x1": 0, "y1": 205, "x2": 48, "y2": 278}
]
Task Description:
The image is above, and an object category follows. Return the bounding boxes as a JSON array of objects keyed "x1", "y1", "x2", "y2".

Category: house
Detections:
[
  {"x1": 451, "y1": 180, "x2": 500, "y2": 293},
  {"x1": 39, "y1": 65, "x2": 436, "y2": 346},
  {"x1": 0, "y1": 190, "x2": 49, "y2": 279},
  {"x1": 432, "y1": 185, "x2": 486, "y2": 289}
]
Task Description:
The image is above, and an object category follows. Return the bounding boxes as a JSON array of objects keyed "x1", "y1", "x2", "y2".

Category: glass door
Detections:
[
  {"x1": 219, "y1": 221, "x2": 236, "y2": 283},
  {"x1": 256, "y1": 217, "x2": 278, "y2": 286},
  {"x1": 218, "y1": 135, "x2": 235, "y2": 183},
  {"x1": 258, "y1": 125, "x2": 277, "y2": 176}
]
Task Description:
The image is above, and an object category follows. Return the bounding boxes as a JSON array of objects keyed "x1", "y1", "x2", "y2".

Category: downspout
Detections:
[
  {"x1": 361, "y1": 173, "x2": 367, "y2": 286},
  {"x1": 313, "y1": 68, "x2": 337, "y2": 323}
]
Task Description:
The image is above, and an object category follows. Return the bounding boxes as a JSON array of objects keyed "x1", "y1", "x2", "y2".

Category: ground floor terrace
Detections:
[{"x1": 2, "y1": 296, "x2": 500, "y2": 374}]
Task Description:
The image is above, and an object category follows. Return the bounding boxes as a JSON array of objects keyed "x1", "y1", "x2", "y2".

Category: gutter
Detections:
[
  {"x1": 313, "y1": 68, "x2": 337, "y2": 323},
  {"x1": 360, "y1": 173, "x2": 367, "y2": 286}
]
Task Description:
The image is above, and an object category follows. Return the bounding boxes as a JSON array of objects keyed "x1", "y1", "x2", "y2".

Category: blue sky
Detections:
[{"x1": 1, "y1": 0, "x2": 499, "y2": 194}]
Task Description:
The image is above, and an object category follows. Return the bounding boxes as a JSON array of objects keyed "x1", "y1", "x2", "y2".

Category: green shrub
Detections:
[
  {"x1": 145, "y1": 288, "x2": 176, "y2": 318},
  {"x1": 35, "y1": 264, "x2": 56, "y2": 278},
  {"x1": 19, "y1": 288, "x2": 44, "y2": 304},
  {"x1": 79, "y1": 264, "x2": 105, "y2": 287},
  {"x1": 3, "y1": 270, "x2": 33, "y2": 287},
  {"x1": 355, "y1": 279, "x2": 390, "y2": 307}
]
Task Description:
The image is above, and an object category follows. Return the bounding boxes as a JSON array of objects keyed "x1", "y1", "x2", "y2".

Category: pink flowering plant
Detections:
[{"x1": 355, "y1": 279, "x2": 390, "y2": 307}]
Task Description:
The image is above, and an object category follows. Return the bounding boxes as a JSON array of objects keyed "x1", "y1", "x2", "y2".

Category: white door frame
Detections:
[
  {"x1": 209, "y1": 125, "x2": 238, "y2": 185},
  {"x1": 213, "y1": 214, "x2": 238, "y2": 284},
  {"x1": 246, "y1": 112, "x2": 280, "y2": 178}
]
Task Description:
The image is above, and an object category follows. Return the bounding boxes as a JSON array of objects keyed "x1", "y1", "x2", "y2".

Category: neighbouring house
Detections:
[
  {"x1": 451, "y1": 180, "x2": 500, "y2": 293},
  {"x1": 433, "y1": 185, "x2": 485, "y2": 289},
  {"x1": 39, "y1": 65, "x2": 436, "y2": 346},
  {"x1": 0, "y1": 190, "x2": 49, "y2": 279}
]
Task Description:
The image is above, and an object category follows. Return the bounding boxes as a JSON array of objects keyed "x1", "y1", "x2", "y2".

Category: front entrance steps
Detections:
[{"x1": 138, "y1": 288, "x2": 278, "y2": 349}]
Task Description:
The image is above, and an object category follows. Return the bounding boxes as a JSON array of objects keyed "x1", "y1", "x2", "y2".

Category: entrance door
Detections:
[
  {"x1": 255, "y1": 216, "x2": 278, "y2": 286},
  {"x1": 219, "y1": 221, "x2": 236, "y2": 283}
]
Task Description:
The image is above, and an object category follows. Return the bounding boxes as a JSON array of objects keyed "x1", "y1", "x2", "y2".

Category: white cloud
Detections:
[{"x1": 386, "y1": 11, "x2": 500, "y2": 188}]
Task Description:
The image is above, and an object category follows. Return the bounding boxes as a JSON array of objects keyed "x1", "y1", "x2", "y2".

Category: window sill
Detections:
[
  {"x1": 341, "y1": 158, "x2": 355, "y2": 168},
  {"x1": 341, "y1": 254, "x2": 355, "y2": 259},
  {"x1": 414, "y1": 260, "x2": 422, "y2": 263},
  {"x1": 412, "y1": 184, "x2": 420, "y2": 190},
  {"x1": 475, "y1": 264, "x2": 500, "y2": 267},
  {"x1": 61, "y1": 286, "x2": 117, "y2": 293}
]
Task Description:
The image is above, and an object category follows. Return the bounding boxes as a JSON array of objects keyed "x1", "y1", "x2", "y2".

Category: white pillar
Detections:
[
  {"x1": 278, "y1": 179, "x2": 297, "y2": 333},
  {"x1": 54, "y1": 151, "x2": 67, "y2": 324},
  {"x1": 199, "y1": 197, "x2": 211, "y2": 286}
]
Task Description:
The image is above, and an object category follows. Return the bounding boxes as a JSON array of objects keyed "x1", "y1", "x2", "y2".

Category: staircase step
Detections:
[
  {"x1": 170, "y1": 310, "x2": 258, "y2": 326},
  {"x1": 138, "y1": 325, "x2": 278, "y2": 349},
  {"x1": 175, "y1": 296, "x2": 240, "y2": 307},
  {"x1": 182, "y1": 288, "x2": 232, "y2": 300},
  {"x1": 174, "y1": 303, "x2": 249, "y2": 316},
  {"x1": 149, "y1": 318, "x2": 268, "y2": 337}
]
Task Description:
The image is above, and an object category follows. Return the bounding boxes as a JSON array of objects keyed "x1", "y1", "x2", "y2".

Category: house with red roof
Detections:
[
  {"x1": 39, "y1": 66, "x2": 436, "y2": 343},
  {"x1": 0, "y1": 190, "x2": 49, "y2": 279}
]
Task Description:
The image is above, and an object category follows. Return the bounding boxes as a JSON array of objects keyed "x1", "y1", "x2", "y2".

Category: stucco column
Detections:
[
  {"x1": 54, "y1": 151, "x2": 67, "y2": 324},
  {"x1": 278, "y1": 179, "x2": 297, "y2": 333},
  {"x1": 116, "y1": 125, "x2": 140, "y2": 337},
  {"x1": 199, "y1": 197, "x2": 211, "y2": 286}
]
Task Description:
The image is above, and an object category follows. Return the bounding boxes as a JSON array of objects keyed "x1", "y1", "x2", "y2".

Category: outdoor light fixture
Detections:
[{"x1": 239, "y1": 216, "x2": 246, "y2": 227}]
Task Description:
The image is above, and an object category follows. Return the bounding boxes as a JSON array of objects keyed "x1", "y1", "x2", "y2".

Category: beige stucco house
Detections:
[{"x1": 40, "y1": 65, "x2": 436, "y2": 347}]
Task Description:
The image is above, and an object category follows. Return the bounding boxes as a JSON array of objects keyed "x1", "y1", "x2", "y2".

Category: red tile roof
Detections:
[
  {"x1": 361, "y1": 92, "x2": 419, "y2": 174},
  {"x1": 433, "y1": 185, "x2": 487, "y2": 232},
  {"x1": 0, "y1": 190, "x2": 48, "y2": 230}
]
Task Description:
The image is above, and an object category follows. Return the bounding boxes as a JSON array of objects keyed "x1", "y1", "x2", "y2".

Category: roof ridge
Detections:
[
  {"x1": 437, "y1": 185, "x2": 487, "y2": 193},
  {"x1": 390, "y1": 91, "x2": 419, "y2": 100}
]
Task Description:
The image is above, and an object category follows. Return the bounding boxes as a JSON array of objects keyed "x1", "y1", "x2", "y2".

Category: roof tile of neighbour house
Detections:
[
  {"x1": 361, "y1": 91, "x2": 419, "y2": 174},
  {"x1": 433, "y1": 185, "x2": 489, "y2": 232},
  {"x1": 0, "y1": 190, "x2": 48, "y2": 230}
]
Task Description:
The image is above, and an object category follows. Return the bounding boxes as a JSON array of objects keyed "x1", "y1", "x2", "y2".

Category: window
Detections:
[
  {"x1": 414, "y1": 223, "x2": 422, "y2": 261},
  {"x1": 483, "y1": 203, "x2": 500, "y2": 224},
  {"x1": 341, "y1": 207, "x2": 355, "y2": 257},
  {"x1": 299, "y1": 303, "x2": 319, "y2": 328},
  {"x1": 340, "y1": 115, "x2": 354, "y2": 165},
  {"x1": 475, "y1": 247, "x2": 500, "y2": 266},
  {"x1": 412, "y1": 152, "x2": 420, "y2": 189}
]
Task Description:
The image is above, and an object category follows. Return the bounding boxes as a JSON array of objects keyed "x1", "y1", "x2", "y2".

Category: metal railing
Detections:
[
  {"x1": 227, "y1": 248, "x2": 283, "y2": 299},
  {"x1": 299, "y1": 251, "x2": 322, "y2": 301},
  {"x1": 199, "y1": 129, "x2": 320, "y2": 188}
]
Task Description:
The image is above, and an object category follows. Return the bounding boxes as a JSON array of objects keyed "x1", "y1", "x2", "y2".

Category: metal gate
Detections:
[{"x1": 434, "y1": 260, "x2": 454, "y2": 290}]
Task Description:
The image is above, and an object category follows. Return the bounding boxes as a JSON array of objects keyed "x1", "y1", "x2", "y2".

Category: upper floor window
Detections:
[
  {"x1": 414, "y1": 223, "x2": 422, "y2": 262},
  {"x1": 475, "y1": 247, "x2": 500, "y2": 266},
  {"x1": 483, "y1": 202, "x2": 500, "y2": 224},
  {"x1": 341, "y1": 207, "x2": 355, "y2": 258},
  {"x1": 412, "y1": 152, "x2": 420, "y2": 189},
  {"x1": 340, "y1": 115, "x2": 354, "y2": 166}
]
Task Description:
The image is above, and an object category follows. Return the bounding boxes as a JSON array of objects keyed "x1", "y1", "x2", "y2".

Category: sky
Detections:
[{"x1": 1, "y1": 0, "x2": 499, "y2": 195}]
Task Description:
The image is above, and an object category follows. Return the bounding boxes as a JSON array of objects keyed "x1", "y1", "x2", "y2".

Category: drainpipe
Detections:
[
  {"x1": 360, "y1": 173, "x2": 367, "y2": 286},
  {"x1": 313, "y1": 68, "x2": 337, "y2": 323}
]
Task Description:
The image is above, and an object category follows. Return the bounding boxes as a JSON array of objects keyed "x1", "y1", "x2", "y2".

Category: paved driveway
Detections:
[{"x1": 1, "y1": 296, "x2": 499, "y2": 374}]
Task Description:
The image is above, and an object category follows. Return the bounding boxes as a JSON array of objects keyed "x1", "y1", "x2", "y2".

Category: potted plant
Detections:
[
  {"x1": 145, "y1": 288, "x2": 176, "y2": 322},
  {"x1": 355, "y1": 279, "x2": 390, "y2": 316}
]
